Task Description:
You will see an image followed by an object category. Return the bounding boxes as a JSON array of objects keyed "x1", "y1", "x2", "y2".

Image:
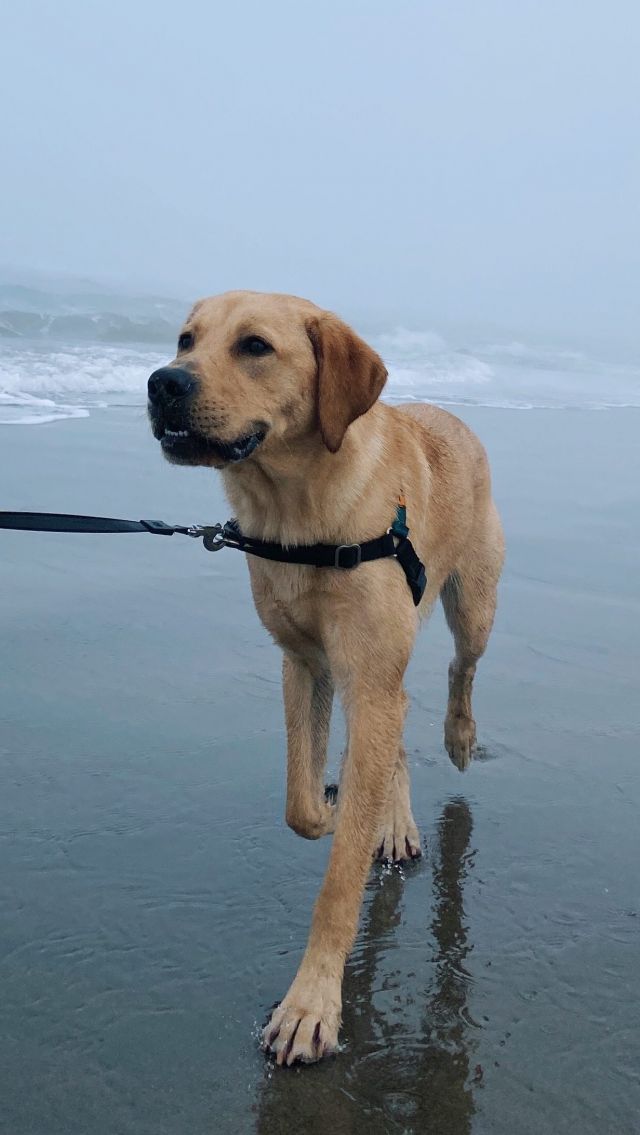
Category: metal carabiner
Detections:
[
  {"x1": 201, "y1": 525, "x2": 226, "y2": 552},
  {"x1": 185, "y1": 523, "x2": 226, "y2": 551}
]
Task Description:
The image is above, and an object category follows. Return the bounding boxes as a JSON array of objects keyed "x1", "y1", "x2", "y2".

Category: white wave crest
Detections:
[
  {"x1": 0, "y1": 344, "x2": 165, "y2": 396},
  {"x1": 0, "y1": 343, "x2": 165, "y2": 423},
  {"x1": 1, "y1": 323, "x2": 639, "y2": 425},
  {"x1": 0, "y1": 391, "x2": 90, "y2": 425}
]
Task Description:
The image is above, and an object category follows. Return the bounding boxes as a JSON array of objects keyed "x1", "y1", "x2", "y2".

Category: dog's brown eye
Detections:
[
  {"x1": 178, "y1": 331, "x2": 194, "y2": 352},
  {"x1": 237, "y1": 335, "x2": 273, "y2": 357}
]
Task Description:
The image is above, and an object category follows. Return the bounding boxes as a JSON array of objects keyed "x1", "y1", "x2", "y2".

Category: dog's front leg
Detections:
[
  {"x1": 283, "y1": 654, "x2": 335, "y2": 839},
  {"x1": 264, "y1": 679, "x2": 407, "y2": 1065}
]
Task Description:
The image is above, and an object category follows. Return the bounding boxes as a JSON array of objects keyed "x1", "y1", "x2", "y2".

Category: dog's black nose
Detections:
[{"x1": 148, "y1": 367, "x2": 195, "y2": 404}]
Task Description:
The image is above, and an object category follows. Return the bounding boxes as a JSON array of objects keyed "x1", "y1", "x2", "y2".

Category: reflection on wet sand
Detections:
[{"x1": 256, "y1": 798, "x2": 476, "y2": 1135}]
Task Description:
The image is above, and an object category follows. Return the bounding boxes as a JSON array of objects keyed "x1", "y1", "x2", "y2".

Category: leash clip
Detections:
[{"x1": 186, "y1": 523, "x2": 226, "y2": 552}]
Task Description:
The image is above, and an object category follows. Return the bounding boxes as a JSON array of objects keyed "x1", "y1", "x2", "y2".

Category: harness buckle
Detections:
[{"x1": 334, "y1": 543, "x2": 362, "y2": 569}]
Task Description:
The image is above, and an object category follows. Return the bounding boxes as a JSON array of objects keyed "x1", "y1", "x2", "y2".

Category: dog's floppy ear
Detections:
[{"x1": 306, "y1": 315, "x2": 388, "y2": 453}]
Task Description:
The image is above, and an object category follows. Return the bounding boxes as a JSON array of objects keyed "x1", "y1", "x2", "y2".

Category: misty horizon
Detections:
[{"x1": 2, "y1": 1, "x2": 639, "y2": 353}]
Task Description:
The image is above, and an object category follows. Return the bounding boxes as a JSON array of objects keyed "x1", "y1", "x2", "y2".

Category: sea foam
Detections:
[{"x1": 1, "y1": 298, "x2": 638, "y2": 424}]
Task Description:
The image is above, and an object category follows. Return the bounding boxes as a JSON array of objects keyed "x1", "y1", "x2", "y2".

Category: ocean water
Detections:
[
  {"x1": 2, "y1": 287, "x2": 640, "y2": 1134},
  {"x1": 1, "y1": 284, "x2": 639, "y2": 424},
  {"x1": 2, "y1": 406, "x2": 639, "y2": 1135}
]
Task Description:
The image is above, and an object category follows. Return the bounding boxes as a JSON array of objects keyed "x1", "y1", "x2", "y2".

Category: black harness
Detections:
[{"x1": 0, "y1": 502, "x2": 427, "y2": 606}]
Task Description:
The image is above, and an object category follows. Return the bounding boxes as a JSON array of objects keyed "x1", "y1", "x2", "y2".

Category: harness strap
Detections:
[
  {"x1": 393, "y1": 534, "x2": 428, "y2": 606},
  {"x1": 220, "y1": 503, "x2": 428, "y2": 607},
  {"x1": 0, "y1": 504, "x2": 428, "y2": 606},
  {"x1": 221, "y1": 518, "x2": 395, "y2": 570}
]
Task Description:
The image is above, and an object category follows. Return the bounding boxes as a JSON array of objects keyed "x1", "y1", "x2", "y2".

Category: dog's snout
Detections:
[{"x1": 148, "y1": 367, "x2": 195, "y2": 405}]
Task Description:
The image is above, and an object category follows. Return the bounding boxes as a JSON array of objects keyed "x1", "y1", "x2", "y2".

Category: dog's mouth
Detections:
[{"x1": 155, "y1": 423, "x2": 267, "y2": 466}]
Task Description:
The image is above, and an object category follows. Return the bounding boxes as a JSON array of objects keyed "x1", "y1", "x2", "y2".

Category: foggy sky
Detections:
[{"x1": 2, "y1": 0, "x2": 638, "y2": 344}]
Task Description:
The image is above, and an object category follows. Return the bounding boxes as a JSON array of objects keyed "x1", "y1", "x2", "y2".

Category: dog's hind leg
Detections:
[
  {"x1": 440, "y1": 503, "x2": 504, "y2": 771},
  {"x1": 283, "y1": 654, "x2": 336, "y2": 839}
]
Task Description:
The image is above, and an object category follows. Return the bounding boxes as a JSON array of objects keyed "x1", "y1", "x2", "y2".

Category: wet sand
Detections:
[{"x1": 1, "y1": 406, "x2": 639, "y2": 1134}]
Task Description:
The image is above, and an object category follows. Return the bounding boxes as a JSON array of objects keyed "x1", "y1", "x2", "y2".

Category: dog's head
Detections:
[{"x1": 147, "y1": 291, "x2": 387, "y2": 467}]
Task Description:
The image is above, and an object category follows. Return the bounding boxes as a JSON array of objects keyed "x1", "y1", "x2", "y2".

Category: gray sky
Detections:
[{"x1": 2, "y1": 0, "x2": 638, "y2": 344}]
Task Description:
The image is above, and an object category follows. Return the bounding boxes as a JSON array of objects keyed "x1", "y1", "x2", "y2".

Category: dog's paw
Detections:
[
  {"x1": 374, "y1": 790, "x2": 422, "y2": 863},
  {"x1": 374, "y1": 762, "x2": 422, "y2": 863},
  {"x1": 445, "y1": 713, "x2": 477, "y2": 772},
  {"x1": 375, "y1": 819, "x2": 422, "y2": 863},
  {"x1": 263, "y1": 976, "x2": 341, "y2": 1066},
  {"x1": 286, "y1": 792, "x2": 336, "y2": 839}
]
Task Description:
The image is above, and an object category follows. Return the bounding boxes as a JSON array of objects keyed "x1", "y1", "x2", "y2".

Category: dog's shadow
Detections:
[{"x1": 255, "y1": 798, "x2": 477, "y2": 1135}]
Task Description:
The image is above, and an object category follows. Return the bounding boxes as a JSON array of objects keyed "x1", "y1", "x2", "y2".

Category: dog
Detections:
[{"x1": 147, "y1": 290, "x2": 504, "y2": 1066}]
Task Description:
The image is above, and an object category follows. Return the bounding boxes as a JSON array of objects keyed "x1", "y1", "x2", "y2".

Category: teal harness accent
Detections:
[
  {"x1": 391, "y1": 501, "x2": 409, "y2": 540},
  {"x1": 382, "y1": 495, "x2": 427, "y2": 605}
]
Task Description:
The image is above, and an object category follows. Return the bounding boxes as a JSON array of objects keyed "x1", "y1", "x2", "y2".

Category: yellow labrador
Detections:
[{"x1": 147, "y1": 291, "x2": 504, "y2": 1065}]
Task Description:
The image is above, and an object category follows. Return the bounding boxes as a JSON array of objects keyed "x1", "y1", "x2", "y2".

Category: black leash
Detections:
[
  {"x1": 0, "y1": 511, "x2": 191, "y2": 536},
  {"x1": 0, "y1": 509, "x2": 427, "y2": 605}
]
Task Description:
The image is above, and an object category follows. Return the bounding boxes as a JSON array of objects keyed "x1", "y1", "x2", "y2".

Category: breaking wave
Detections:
[{"x1": 0, "y1": 282, "x2": 638, "y2": 423}]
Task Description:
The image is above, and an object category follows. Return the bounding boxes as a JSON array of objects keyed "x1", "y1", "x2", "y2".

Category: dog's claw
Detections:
[
  {"x1": 280, "y1": 1019, "x2": 302, "y2": 1066},
  {"x1": 374, "y1": 831, "x2": 422, "y2": 864},
  {"x1": 324, "y1": 783, "x2": 339, "y2": 804}
]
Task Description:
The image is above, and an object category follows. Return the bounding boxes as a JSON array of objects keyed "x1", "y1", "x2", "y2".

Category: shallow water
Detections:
[{"x1": 1, "y1": 407, "x2": 639, "y2": 1133}]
